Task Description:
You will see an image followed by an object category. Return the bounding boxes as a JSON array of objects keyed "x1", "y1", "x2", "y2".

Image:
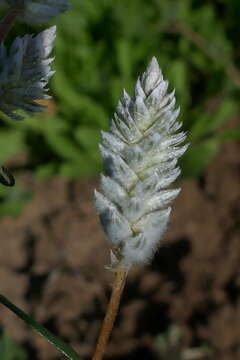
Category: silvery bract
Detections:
[
  {"x1": 95, "y1": 57, "x2": 188, "y2": 268},
  {"x1": 0, "y1": 26, "x2": 56, "y2": 120},
  {"x1": 5, "y1": 0, "x2": 70, "y2": 24}
]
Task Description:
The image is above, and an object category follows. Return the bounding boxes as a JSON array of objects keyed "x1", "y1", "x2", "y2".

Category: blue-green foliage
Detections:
[{"x1": 1, "y1": 0, "x2": 240, "y2": 180}]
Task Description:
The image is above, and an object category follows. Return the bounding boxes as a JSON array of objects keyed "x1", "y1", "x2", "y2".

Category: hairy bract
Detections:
[{"x1": 95, "y1": 57, "x2": 188, "y2": 268}]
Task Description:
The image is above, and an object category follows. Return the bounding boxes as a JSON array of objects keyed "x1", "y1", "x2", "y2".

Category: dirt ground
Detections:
[{"x1": 0, "y1": 141, "x2": 240, "y2": 360}]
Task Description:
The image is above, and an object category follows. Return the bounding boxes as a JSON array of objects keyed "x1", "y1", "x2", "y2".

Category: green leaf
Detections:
[
  {"x1": 189, "y1": 99, "x2": 237, "y2": 141},
  {"x1": 210, "y1": 100, "x2": 238, "y2": 130},
  {"x1": 180, "y1": 139, "x2": 220, "y2": 177},
  {"x1": 18, "y1": 114, "x2": 68, "y2": 134},
  {"x1": 217, "y1": 129, "x2": 240, "y2": 141},
  {"x1": 35, "y1": 163, "x2": 58, "y2": 180},
  {"x1": 0, "y1": 185, "x2": 32, "y2": 218},
  {"x1": 167, "y1": 59, "x2": 190, "y2": 112},
  {"x1": 75, "y1": 126, "x2": 101, "y2": 150},
  {"x1": 116, "y1": 39, "x2": 132, "y2": 79},
  {"x1": 46, "y1": 133, "x2": 82, "y2": 160},
  {"x1": 0, "y1": 131, "x2": 24, "y2": 163},
  {"x1": 60, "y1": 156, "x2": 101, "y2": 178},
  {"x1": 0, "y1": 295, "x2": 81, "y2": 360}
]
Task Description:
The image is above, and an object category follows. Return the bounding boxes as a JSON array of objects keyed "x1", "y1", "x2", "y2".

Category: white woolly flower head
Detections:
[
  {"x1": 0, "y1": 26, "x2": 56, "y2": 120},
  {"x1": 95, "y1": 57, "x2": 189, "y2": 269},
  {"x1": 4, "y1": 0, "x2": 71, "y2": 24}
]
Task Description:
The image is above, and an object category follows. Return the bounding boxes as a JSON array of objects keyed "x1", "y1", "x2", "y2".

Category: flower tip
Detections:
[
  {"x1": 142, "y1": 56, "x2": 163, "y2": 94},
  {"x1": 50, "y1": 25, "x2": 57, "y2": 33},
  {"x1": 44, "y1": 25, "x2": 57, "y2": 40},
  {"x1": 150, "y1": 56, "x2": 159, "y2": 66},
  {"x1": 122, "y1": 88, "x2": 129, "y2": 99},
  {"x1": 148, "y1": 56, "x2": 161, "y2": 74}
]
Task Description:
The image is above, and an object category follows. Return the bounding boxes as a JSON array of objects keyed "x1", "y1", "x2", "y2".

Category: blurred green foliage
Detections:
[
  {"x1": 155, "y1": 324, "x2": 212, "y2": 359},
  {"x1": 0, "y1": 183, "x2": 32, "y2": 217},
  {"x1": 0, "y1": 331, "x2": 27, "y2": 360},
  {"x1": 1, "y1": 0, "x2": 240, "y2": 182}
]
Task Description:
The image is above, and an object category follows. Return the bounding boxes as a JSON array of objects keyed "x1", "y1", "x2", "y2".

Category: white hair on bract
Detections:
[
  {"x1": 95, "y1": 57, "x2": 189, "y2": 269},
  {"x1": 0, "y1": 26, "x2": 56, "y2": 120}
]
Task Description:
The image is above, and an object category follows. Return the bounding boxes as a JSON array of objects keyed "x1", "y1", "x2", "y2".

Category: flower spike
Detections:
[
  {"x1": 95, "y1": 57, "x2": 189, "y2": 268},
  {"x1": 0, "y1": 26, "x2": 56, "y2": 120}
]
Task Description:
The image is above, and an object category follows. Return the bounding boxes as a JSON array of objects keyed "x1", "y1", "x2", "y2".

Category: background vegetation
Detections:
[{"x1": 0, "y1": 1, "x2": 240, "y2": 358}]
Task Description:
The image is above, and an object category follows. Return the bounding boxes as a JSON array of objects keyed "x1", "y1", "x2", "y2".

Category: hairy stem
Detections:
[
  {"x1": 92, "y1": 267, "x2": 128, "y2": 360},
  {"x1": 0, "y1": 7, "x2": 21, "y2": 42}
]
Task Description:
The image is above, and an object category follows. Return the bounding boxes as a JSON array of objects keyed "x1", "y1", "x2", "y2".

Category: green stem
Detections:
[{"x1": 0, "y1": 294, "x2": 81, "y2": 360}]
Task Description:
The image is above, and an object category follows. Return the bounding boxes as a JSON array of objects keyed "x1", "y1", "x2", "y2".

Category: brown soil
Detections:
[{"x1": 0, "y1": 141, "x2": 240, "y2": 360}]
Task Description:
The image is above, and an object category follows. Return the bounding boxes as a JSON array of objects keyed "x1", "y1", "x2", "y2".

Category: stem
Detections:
[
  {"x1": 92, "y1": 267, "x2": 128, "y2": 360},
  {"x1": 0, "y1": 7, "x2": 21, "y2": 42}
]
